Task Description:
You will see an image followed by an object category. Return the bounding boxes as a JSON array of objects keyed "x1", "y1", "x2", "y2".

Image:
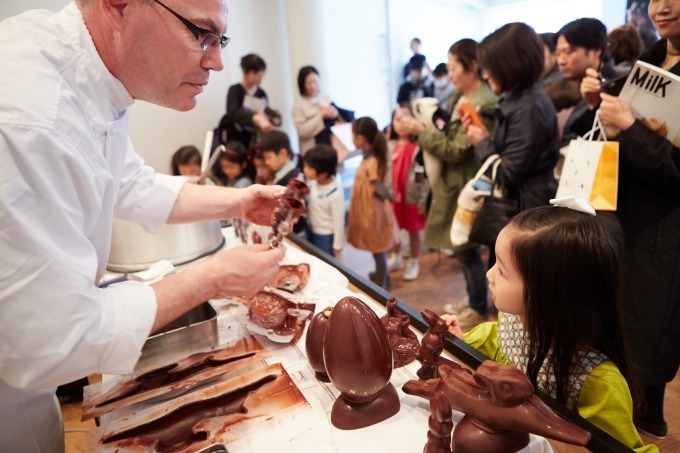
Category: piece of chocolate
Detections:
[
  {"x1": 416, "y1": 309, "x2": 461, "y2": 379},
  {"x1": 380, "y1": 298, "x2": 419, "y2": 368},
  {"x1": 323, "y1": 296, "x2": 400, "y2": 430},
  {"x1": 268, "y1": 263, "x2": 311, "y2": 293},
  {"x1": 403, "y1": 361, "x2": 591, "y2": 450},
  {"x1": 102, "y1": 375, "x2": 276, "y2": 452},
  {"x1": 247, "y1": 292, "x2": 289, "y2": 329},
  {"x1": 242, "y1": 291, "x2": 315, "y2": 342},
  {"x1": 424, "y1": 391, "x2": 453, "y2": 453},
  {"x1": 82, "y1": 337, "x2": 269, "y2": 421},
  {"x1": 305, "y1": 307, "x2": 332, "y2": 381}
]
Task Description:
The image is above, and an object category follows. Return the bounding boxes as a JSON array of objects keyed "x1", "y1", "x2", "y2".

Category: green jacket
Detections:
[{"x1": 418, "y1": 83, "x2": 498, "y2": 249}]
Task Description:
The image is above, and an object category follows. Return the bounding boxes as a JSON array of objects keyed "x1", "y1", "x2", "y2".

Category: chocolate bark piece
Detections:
[
  {"x1": 324, "y1": 296, "x2": 400, "y2": 430},
  {"x1": 268, "y1": 263, "x2": 311, "y2": 293},
  {"x1": 247, "y1": 292, "x2": 289, "y2": 329}
]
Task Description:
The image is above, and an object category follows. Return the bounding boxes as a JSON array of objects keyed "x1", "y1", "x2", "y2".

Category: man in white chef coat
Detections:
[{"x1": 0, "y1": 0, "x2": 285, "y2": 451}]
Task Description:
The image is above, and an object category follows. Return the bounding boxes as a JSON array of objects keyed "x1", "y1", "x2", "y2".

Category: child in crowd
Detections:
[
  {"x1": 388, "y1": 105, "x2": 429, "y2": 281},
  {"x1": 302, "y1": 145, "x2": 345, "y2": 257},
  {"x1": 443, "y1": 205, "x2": 657, "y2": 452},
  {"x1": 259, "y1": 130, "x2": 305, "y2": 233},
  {"x1": 347, "y1": 117, "x2": 394, "y2": 289},
  {"x1": 213, "y1": 141, "x2": 254, "y2": 188},
  {"x1": 258, "y1": 130, "x2": 301, "y2": 186},
  {"x1": 252, "y1": 148, "x2": 274, "y2": 185},
  {"x1": 170, "y1": 145, "x2": 201, "y2": 177}
]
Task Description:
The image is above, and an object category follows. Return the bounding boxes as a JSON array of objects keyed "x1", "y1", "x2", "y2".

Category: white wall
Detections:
[
  {"x1": 484, "y1": 0, "x2": 626, "y2": 34},
  {"x1": 388, "y1": 0, "x2": 485, "y2": 84}
]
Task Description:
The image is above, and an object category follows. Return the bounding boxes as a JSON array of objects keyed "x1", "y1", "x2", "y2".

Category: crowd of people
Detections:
[
  {"x1": 1, "y1": 0, "x2": 678, "y2": 451},
  {"x1": 170, "y1": 8, "x2": 678, "y2": 450}
]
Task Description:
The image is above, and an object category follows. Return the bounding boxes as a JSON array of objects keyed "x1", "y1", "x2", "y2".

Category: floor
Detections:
[{"x1": 62, "y1": 243, "x2": 679, "y2": 452}]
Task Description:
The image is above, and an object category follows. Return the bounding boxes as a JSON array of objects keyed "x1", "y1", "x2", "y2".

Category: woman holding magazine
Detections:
[{"x1": 579, "y1": 0, "x2": 680, "y2": 440}]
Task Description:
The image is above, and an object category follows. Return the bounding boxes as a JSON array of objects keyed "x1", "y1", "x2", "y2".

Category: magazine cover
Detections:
[{"x1": 618, "y1": 60, "x2": 680, "y2": 147}]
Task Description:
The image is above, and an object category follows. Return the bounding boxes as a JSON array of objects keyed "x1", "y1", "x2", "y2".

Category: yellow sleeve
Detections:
[
  {"x1": 463, "y1": 320, "x2": 513, "y2": 366},
  {"x1": 577, "y1": 362, "x2": 658, "y2": 453}
]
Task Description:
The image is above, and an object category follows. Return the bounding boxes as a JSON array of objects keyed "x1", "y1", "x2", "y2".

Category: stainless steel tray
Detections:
[{"x1": 135, "y1": 301, "x2": 219, "y2": 372}]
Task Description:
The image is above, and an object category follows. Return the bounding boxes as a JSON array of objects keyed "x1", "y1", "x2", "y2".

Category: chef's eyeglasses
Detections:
[{"x1": 152, "y1": 0, "x2": 230, "y2": 51}]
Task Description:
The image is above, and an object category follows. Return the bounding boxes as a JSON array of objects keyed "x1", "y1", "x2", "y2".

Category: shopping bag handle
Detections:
[{"x1": 582, "y1": 111, "x2": 608, "y2": 142}]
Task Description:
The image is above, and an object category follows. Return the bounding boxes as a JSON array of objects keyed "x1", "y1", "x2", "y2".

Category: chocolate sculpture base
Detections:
[{"x1": 331, "y1": 383, "x2": 400, "y2": 430}]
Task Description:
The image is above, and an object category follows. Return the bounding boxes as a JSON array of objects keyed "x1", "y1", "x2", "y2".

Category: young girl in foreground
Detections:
[
  {"x1": 347, "y1": 117, "x2": 394, "y2": 289},
  {"x1": 444, "y1": 206, "x2": 656, "y2": 452}
]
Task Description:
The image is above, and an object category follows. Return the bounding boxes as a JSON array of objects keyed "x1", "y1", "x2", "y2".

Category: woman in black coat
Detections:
[
  {"x1": 465, "y1": 23, "x2": 559, "y2": 234},
  {"x1": 582, "y1": 0, "x2": 680, "y2": 438}
]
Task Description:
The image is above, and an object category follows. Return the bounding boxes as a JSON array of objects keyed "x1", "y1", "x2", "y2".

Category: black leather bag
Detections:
[{"x1": 468, "y1": 164, "x2": 518, "y2": 247}]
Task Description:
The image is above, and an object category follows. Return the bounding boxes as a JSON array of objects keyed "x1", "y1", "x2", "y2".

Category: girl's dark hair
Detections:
[
  {"x1": 557, "y1": 18, "x2": 609, "y2": 60},
  {"x1": 433, "y1": 62, "x2": 448, "y2": 78},
  {"x1": 478, "y1": 23, "x2": 544, "y2": 93},
  {"x1": 508, "y1": 207, "x2": 639, "y2": 407},
  {"x1": 448, "y1": 38, "x2": 480, "y2": 77},
  {"x1": 539, "y1": 32, "x2": 557, "y2": 53},
  {"x1": 240, "y1": 54, "x2": 266, "y2": 73},
  {"x1": 608, "y1": 25, "x2": 643, "y2": 65},
  {"x1": 213, "y1": 141, "x2": 255, "y2": 182},
  {"x1": 352, "y1": 117, "x2": 388, "y2": 181},
  {"x1": 545, "y1": 79, "x2": 582, "y2": 111},
  {"x1": 297, "y1": 65, "x2": 320, "y2": 97},
  {"x1": 304, "y1": 144, "x2": 338, "y2": 177},
  {"x1": 388, "y1": 103, "x2": 416, "y2": 141},
  {"x1": 170, "y1": 145, "x2": 201, "y2": 176}
]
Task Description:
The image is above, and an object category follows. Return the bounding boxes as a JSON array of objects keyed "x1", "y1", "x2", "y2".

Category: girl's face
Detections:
[
  {"x1": 486, "y1": 226, "x2": 525, "y2": 316},
  {"x1": 304, "y1": 72, "x2": 320, "y2": 97},
  {"x1": 177, "y1": 161, "x2": 201, "y2": 177},
  {"x1": 482, "y1": 69, "x2": 502, "y2": 94},
  {"x1": 221, "y1": 158, "x2": 246, "y2": 180},
  {"x1": 392, "y1": 107, "x2": 412, "y2": 139},
  {"x1": 352, "y1": 132, "x2": 368, "y2": 150},
  {"x1": 447, "y1": 53, "x2": 477, "y2": 93}
]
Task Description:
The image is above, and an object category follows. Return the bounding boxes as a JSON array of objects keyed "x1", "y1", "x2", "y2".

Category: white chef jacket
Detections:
[{"x1": 0, "y1": 4, "x2": 185, "y2": 451}]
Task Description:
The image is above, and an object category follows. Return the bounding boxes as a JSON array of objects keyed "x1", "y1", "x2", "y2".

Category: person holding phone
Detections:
[{"x1": 404, "y1": 39, "x2": 499, "y2": 327}]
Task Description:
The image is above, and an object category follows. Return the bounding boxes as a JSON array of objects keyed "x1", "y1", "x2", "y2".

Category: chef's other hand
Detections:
[
  {"x1": 209, "y1": 244, "x2": 284, "y2": 297},
  {"x1": 598, "y1": 93, "x2": 635, "y2": 131},
  {"x1": 240, "y1": 184, "x2": 285, "y2": 226}
]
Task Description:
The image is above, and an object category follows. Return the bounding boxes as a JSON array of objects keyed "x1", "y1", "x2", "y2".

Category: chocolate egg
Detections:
[
  {"x1": 305, "y1": 307, "x2": 332, "y2": 379},
  {"x1": 323, "y1": 296, "x2": 393, "y2": 403}
]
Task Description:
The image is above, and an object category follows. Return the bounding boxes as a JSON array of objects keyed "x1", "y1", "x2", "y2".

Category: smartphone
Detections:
[
  {"x1": 472, "y1": 178, "x2": 493, "y2": 192},
  {"x1": 457, "y1": 102, "x2": 483, "y2": 128}
]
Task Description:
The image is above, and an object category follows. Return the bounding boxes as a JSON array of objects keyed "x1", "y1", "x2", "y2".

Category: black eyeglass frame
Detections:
[{"x1": 152, "y1": 0, "x2": 230, "y2": 51}]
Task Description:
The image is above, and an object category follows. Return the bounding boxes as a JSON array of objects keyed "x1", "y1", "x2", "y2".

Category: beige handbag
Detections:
[{"x1": 449, "y1": 154, "x2": 500, "y2": 247}]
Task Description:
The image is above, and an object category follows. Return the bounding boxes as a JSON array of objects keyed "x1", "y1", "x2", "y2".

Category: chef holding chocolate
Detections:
[{"x1": 0, "y1": 0, "x2": 286, "y2": 451}]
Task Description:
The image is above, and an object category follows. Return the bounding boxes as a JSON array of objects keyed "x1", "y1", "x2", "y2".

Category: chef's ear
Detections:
[{"x1": 99, "y1": 0, "x2": 131, "y2": 31}]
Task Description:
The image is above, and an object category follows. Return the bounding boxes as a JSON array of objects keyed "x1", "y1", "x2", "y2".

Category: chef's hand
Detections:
[
  {"x1": 598, "y1": 93, "x2": 635, "y2": 131},
  {"x1": 208, "y1": 244, "x2": 284, "y2": 297},
  {"x1": 239, "y1": 184, "x2": 285, "y2": 226},
  {"x1": 440, "y1": 314, "x2": 464, "y2": 339},
  {"x1": 581, "y1": 67, "x2": 604, "y2": 110}
]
